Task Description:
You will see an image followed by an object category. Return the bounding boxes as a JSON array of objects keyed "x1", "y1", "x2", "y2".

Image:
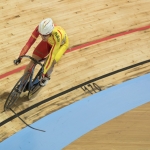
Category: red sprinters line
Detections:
[
  {"x1": 65, "y1": 25, "x2": 150, "y2": 53},
  {"x1": 1, "y1": 24, "x2": 150, "y2": 80},
  {"x1": 0, "y1": 66, "x2": 26, "y2": 79}
]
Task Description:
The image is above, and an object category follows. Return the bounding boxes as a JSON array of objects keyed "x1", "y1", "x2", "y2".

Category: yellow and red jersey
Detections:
[
  {"x1": 44, "y1": 26, "x2": 68, "y2": 74},
  {"x1": 19, "y1": 25, "x2": 69, "y2": 75}
]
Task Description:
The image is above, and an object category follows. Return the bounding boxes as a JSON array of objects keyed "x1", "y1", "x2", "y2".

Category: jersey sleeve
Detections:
[{"x1": 19, "y1": 26, "x2": 40, "y2": 57}]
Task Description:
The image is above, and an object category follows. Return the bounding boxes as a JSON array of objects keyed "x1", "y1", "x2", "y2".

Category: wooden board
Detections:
[{"x1": 0, "y1": 0, "x2": 150, "y2": 147}]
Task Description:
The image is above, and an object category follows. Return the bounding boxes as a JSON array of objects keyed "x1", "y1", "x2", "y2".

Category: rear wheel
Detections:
[
  {"x1": 28, "y1": 83, "x2": 42, "y2": 100},
  {"x1": 4, "y1": 73, "x2": 30, "y2": 110}
]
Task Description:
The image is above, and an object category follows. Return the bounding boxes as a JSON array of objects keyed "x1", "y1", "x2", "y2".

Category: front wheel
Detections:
[{"x1": 4, "y1": 73, "x2": 30, "y2": 111}]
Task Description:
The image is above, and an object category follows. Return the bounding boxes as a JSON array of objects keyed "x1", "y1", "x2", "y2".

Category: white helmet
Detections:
[{"x1": 38, "y1": 18, "x2": 54, "y2": 35}]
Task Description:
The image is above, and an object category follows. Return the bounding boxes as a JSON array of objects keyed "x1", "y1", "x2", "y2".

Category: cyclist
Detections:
[{"x1": 14, "y1": 18, "x2": 69, "y2": 87}]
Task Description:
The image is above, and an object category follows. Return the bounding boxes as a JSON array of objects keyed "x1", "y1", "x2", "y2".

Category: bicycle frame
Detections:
[{"x1": 4, "y1": 55, "x2": 45, "y2": 110}]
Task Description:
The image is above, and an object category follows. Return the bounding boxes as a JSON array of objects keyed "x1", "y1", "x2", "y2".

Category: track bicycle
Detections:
[{"x1": 4, "y1": 55, "x2": 45, "y2": 111}]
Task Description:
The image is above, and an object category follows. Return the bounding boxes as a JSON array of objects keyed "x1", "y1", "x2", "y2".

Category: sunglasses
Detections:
[{"x1": 40, "y1": 34, "x2": 51, "y2": 37}]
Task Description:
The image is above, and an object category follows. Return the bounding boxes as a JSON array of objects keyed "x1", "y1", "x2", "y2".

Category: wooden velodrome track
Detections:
[{"x1": 0, "y1": 0, "x2": 150, "y2": 149}]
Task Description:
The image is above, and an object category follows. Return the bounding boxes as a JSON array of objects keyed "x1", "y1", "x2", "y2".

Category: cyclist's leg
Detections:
[
  {"x1": 46, "y1": 35, "x2": 69, "y2": 77},
  {"x1": 24, "y1": 54, "x2": 41, "y2": 74},
  {"x1": 23, "y1": 41, "x2": 51, "y2": 90},
  {"x1": 25, "y1": 41, "x2": 51, "y2": 74}
]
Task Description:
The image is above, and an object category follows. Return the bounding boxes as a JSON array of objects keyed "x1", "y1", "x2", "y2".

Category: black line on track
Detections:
[{"x1": 1, "y1": 59, "x2": 150, "y2": 126}]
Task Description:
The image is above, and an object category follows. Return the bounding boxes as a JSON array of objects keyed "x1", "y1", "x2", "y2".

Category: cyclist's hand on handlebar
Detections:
[{"x1": 14, "y1": 58, "x2": 21, "y2": 65}]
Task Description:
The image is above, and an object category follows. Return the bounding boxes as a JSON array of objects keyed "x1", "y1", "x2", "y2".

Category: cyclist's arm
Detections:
[{"x1": 19, "y1": 26, "x2": 39, "y2": 57}]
